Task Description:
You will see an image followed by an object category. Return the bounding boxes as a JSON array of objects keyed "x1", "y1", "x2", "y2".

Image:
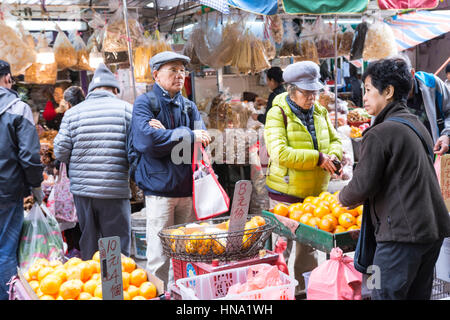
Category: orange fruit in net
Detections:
[
  {"x1": 122, "y1": 272, "x2": 130, "y2": 290},
  {"x1": 313, "y1": 205, "x2": 330, "y2": 219},
  {"x1": 37, "y1": 267, "x2": 54, "y2": 282},
  {"x1": 251, "y1": 215, "x2": 266, "y2": 227},
  {"x1": 28, "y1": 280, "x2": 40, "y2": 293},
  {"x1": 127, "y1": 285, "x2": 140, "y2": 299},
  {"x1": 40, "y1": 275, "x2": 62, "y2": 296},
  {"x1": 130, "y1": 268, "x2": 147, "y2": 287},
  {"x1": 121, "y1": 257, "x2": 137, "y2": 273},
  {"x1": 306, "y1": 217, "x2": 321, "y2": 229},
  {"x1": 338, "y1": 212, "x2": 356, "y2": 229},
  {"x1": 139, "y1": 281, "x2": 157, "y2": 299},
  {"x1": 273, "y1": 203, "x2": 289, "y2": 217},
  {"x1": 319, "y1": 217, "x2": 335, "y2": 233},
  {"x1": 334, "y1": 225, "x2": 347, "y2": 233},
  {"x1": 59, "y1": 280, "x2": 82, "y2": 300},
  {"x1": 212, "y1": 237, "x2": 226, "y2": 255},
  {"x1": 28, "y1": 263, "x2": 41, "y2": 281}
]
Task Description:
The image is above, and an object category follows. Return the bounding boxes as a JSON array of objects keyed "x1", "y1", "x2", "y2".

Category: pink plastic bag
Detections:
[
  {"x1": 435, "y1": 154, "x2": 441, "y2": 186},
  {"x1": 274, "y1": 237, "x2": 289, "y2": 275},
  {"x1": 227, "y1": 264, "x2": 283, "y2": 296},
  {"x1": 307, "y1": 247, "x2": 362, "y2": 300},
  {"x1": 53, "y1": 163, "x2": 77, "y2": 223}
]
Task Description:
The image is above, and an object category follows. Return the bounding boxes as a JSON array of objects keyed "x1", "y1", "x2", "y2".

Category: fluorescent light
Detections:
[
  {"x1": 176, "y1": 23, "x2": 194, "y2": 32},
  {"x1": 323, "y1": 19, "x2": 362, "y2": 24},
  {"x1": 4, "y1": 20, "x2": 88, "y2": 31},
  {"x1": 146, "y1": 2, "x2": 154, "y2": 8}
]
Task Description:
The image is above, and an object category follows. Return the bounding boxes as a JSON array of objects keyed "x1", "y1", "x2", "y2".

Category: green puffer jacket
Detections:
[{"x1": 264, "y1": 92, "x2": 343, "y2": 198}]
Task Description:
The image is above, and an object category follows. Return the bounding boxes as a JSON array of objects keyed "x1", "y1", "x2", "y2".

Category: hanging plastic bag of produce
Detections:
[
  {"x1": 315, "y1": 17, "x2": 335, "y2": 59},
  {"x1": 212, "y1": 17, "x2": 245, "y2": 68},
  {"x1": 150, "y1": 30, "x2": 173, "y2": 56},
  {"x1": 134, "y1": 34, "x2": 153, "y2": 83},
  {"x1": 70, "y1": 31, "x2": 92, "y2": 71},
  {"x1": 279, "y1": 19, "x2": 302, "y2": 58},
  {"x1": 24, "y1": 34, "x2": 57, "y2": 85},
  {"x1": 269, "y1": 14, "x2": 283, "y2": 45},
  {"x1": 295, "y1": 21, "x2": 319, "y2": 64},
  {"x1": 262, "y1": 18, "x2": 276, "y2": 60},
  {"x1": 0, "y1": 12, "x2": 36, "y2": 76},
  {"x1": 362, "y1": 19, "x2": 398, "y2": 61},
  {"x1": 54, "y1": 25, "x2": 77, "y2": 70},
  {"x1": 337, "y1": 25, "x2": 355, "y2": 57},
  {"x1": 183, "y1": 30, "x2": 202, "y2": 72},
  {"x1": 86, "y1": 11, "x2": 106, "y2": 53},
  {"x1": 18, "y1": 203, "x2": 65, "y2": 271},
  {"x1": 349, "y1": 21, "x2": 369, "y2": 60}
]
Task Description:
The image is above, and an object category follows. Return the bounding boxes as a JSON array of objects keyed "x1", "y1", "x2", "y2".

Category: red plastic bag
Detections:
[{"x1": 307, "y1": 247, "x2": 362, "y2": 300}]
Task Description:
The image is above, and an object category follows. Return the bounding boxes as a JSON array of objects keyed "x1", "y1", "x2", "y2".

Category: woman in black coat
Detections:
[{"x1": 338, "y1": 58, "x2": 450, "y2": 300}]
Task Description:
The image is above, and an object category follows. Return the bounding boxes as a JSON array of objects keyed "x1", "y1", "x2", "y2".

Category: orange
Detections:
[
  {"x1": 28, "y1": 263, "x2": 41, "y2": 281},
  {"x1": 90, "y1": 297, "x2": 102, "y2": 300},
  {"x1": 303, "y1": 196, "x2": 315, "y2": 204},
  {"x1": 197, "y1": 235, "x2": 212, "y2": 255},
  {"x1": 78, "y1": 292, "x2": 92, "y2": 300},
  {"x1": 318, "y1": 191, "x2": 332, "y2": 200},
  {"x1": 347, "y1": 207, "x2": 360, "y2": 217},
  {"x1": 66, "y1": 266, "x2": 82, "y2": 281},
  {"x1": 40, "y1": 295, "x2": 55, "y2": 300},
  {"x1": 356, "y1": 214, "x2": 363, "y2": 227},
  {"x1": 78, "y1": 261, "x2": 93, "y2": 282},
  {"x1": 37, "y1": 267, "x2": 54, "y2": 282},
  {"x1": 36, "y1": 288, "x2": 44, "y2": 298},
  {"x1": 92, "y1": 251, "x2": 100, "y2": 262},
  {"x1": 251, "y1": 215, "x2": 266, "y2": 227},
  {"x1": 123, "y1": 291, "x2": 131, "y2": 300},
  {"x1": 94, "y1": 284, "x2": 102, "y2": 299},
  {"x1": 311, "y1": 197, "x2": 322, "y2": 207},
  {"x1": 59, "y1": 280, "x2": 82, "y2": 300},
  {"x1": 288, "y1": 202, "x2": 303, "y2": 214},
  {"x1": 28, "y1": 280, "x2": 40, "y2": 293},
  {"x1": 48, "y1": 260, "x2": 63, "y2": 268},
  {"x1": 302, "y1": 203, "x2": 316, "y2": 215},
  {"x1": 23, "y1": 271, "x2": 31, "y2": 282},
  {"x1": 40, "y1": 275, "x2": 62, "y2": 296},
  {"x1": 288, "y1": 209, "x2": 303, "y2": 222},
  {"x1": 319, "y1": 217, "x2": 335, "y2": 233},
  {"x1": 122, "y1": 272, "x2": 130, "y2": 290},
  {"x1": 334, "y1": 225, "x2": 347, "y2": 233},
  {"x1": 306, "y1": 217, "x2": 321, "y2": 229},
  {"x1": 313, "y1": 205, "x2": 330, "y2": 219},
  {"x1": 212, "y1": 237, "x2": 226, "y2": 255},
  {"x1": 121, "y1": 257, "x2": 137, "y2": 273},
  {"x1": 130, "y1": 268, "x2": 147, "y2": 287},
  {"x1": 139, "y1": 281, "x2": 157, "y2": 299},
  {"x1": 299, "y1": 213, "x2": 313, "y2": 225},
  {"x1": 325, "y1": 194, "x2": 337, "y2": 204},
  {"x1": 34, "y1": 258, "x2": 50, "y2": 267},
  {"x1": 90, "y1": 273, "x2": 101, "y2": 281},
  {"x1": 331, "y1": 205, "x2": 345, "y2": 219},
  {"x1": 52, "y1": 267, "x2": 68, "y2": 283},
  {"x1": 322, "y1": 214, "x2": 338, "y2": 229},
  {"x1": 86, "y1": 260, "x2": 99, "y2": 275},
  {"x1": 83, "y1": 279, "x2": 99, "y2": 296},
  {"x1": 319, "y1": 200, "x2": 330, "y2": 209},
  {"x1": 132, "y1": 296, "x2": 146, "y2": 300},
  {"x1": 127, "y1": 285, "x2": 140, "y2": 299},
  {"x1": 64, "y1": 257, "x2": 82, "y2": 269},
  {"x1": 347, "y1": 225, "x2": 360, "y2": 231},
  {"x1": 273, "y1": 203, "x2": 289, "y2": 217},
  {"x1": 356, "y1": 205, "x2": 364, "y2": 216},
  {"x1": 338, "y1": 213, "x2": 356, "y2": 229}
]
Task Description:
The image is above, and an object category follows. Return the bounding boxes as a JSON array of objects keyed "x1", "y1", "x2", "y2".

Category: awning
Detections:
[
  {"x1": 228, "y1": 0, "x2": 278, "y2": 15},
  {"x1": 385, "y1": 10, "x2": 450, "y2": 51},
  {"x1": 282, "y1": 0, "x2": 369, "y2": 15},
  {"x1": 377, "y1": 0, "x2": 438, "y2": 10}
]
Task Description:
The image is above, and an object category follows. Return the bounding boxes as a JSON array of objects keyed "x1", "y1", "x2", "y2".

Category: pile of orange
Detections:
[
  {"x1": 272, "y1": 191, "x2": 363, "y2": 234},
  {"x1": 23, "y1": 253, "x2": 157, "y2": 300}
]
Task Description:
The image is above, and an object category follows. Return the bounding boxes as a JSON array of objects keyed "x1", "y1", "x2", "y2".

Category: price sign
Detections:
[
  {"x1": 226, "y1": 180, "x2": 252, "y2": 252},
  {"x1": 440, "y1": 154, "x2": 450, "y2": 211},
  {"x1": 98, "y1": 236, "x2": 123, "y2": 300}
]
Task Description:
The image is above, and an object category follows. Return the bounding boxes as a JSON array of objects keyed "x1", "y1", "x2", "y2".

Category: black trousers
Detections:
[{"x1": 371, "y1": 239, "x2": 443, "y2": 300}]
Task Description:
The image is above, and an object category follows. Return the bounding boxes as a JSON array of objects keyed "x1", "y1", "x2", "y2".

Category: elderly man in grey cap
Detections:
[
  {"x1": 130, "y1": 51, "x2": 210, "y2": 288},
  {"x1": 54, "y1": 63, "x2": 133, "y2": 260},
  {"x1": 264, "y1": 61, "x2": 342, "y2": 296}
]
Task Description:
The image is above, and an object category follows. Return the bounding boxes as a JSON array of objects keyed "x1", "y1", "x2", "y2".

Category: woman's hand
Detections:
[{"x1": 319, "y1": 153, "x2": 338, "y2": 175}]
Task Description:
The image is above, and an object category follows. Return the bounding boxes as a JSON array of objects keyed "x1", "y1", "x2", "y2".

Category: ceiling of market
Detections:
[{"x1": 1, "y1": 0, "x2": 400, "y2": 34}]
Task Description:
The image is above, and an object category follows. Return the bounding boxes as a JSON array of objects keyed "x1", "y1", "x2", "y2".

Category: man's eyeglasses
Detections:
[{"x1": 159, "y1": 68, "x2": 190, "y2": 77}]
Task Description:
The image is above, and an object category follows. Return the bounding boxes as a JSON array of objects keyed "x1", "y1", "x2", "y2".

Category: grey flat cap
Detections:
[
  {"x1": 150, "y1": 51, "x2": 190, "y2": 71},
  {"x1": 283, "y1": 61, "x2": 324, "y2": 91}
]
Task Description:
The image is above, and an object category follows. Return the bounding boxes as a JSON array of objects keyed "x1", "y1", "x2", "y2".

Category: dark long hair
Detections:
[{"x1": 63, "y1": 86, "x2": 85, "y2": 107}]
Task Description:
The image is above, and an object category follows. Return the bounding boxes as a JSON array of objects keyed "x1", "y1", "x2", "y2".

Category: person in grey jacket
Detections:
[
  {"x1": 0, "y1": 60, "x2": 43, "y2": 300},
  {"x1": 54, "y1": 63, "x2": 133, "y2": 260}
]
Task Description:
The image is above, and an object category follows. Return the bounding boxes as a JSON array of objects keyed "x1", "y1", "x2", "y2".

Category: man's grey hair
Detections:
[{"x1": 389, "y1": 52, "x2": 413, "y2": 72}]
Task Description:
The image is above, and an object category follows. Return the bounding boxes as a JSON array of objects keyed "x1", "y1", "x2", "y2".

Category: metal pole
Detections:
[
  {"x1": 334, "y1": 15, "x2": 338, "y2": 129},
  {"x1": 122, "y1": 0, "x2": 137, "y2": 101}
]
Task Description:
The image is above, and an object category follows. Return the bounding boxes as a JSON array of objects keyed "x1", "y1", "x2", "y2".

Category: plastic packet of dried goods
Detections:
[
  {"x1": 0, "y1": 20, "x2": 36, "y2": 76},
  {"x1": 250, "y1": 36, "x2": 271, "y2": 74},
  {"x1": 362, "y1": 20, "x2": 398, "y2": 61},
  {"x1": 102, "y1": 7, "x2": 144, "y2": 52},
  {"x1": 269, "y1": 15, "x2": 283, "y2": 44},
  {"x1": 134, "y1": 35, "x2": 153, "y2": 83},
  {"x1": 54, "y1": 26, "x2": 77, "y2": 70},
  {"x1": 70, "y1": 32, "x2": 92, "y2": 71},
  {"x1": 183, "y1": 32, "x2": 202, "y2": 72},
  {"x1": 338, "y1": 25, "x2": 355, "y2": 57},
  {"x1": 315, "y1": 17, "x2": 335, "y2": 59},
  {"x1": 349, "y1": 22, "x2": 369, "y2": 60},
  {"x1": 87, "y1": 12, "x2": 106, "y2": 53},
  {"x1": 279, "y1": 19, "x2": 302, "y2": 58},
  {"x1": 25, "y1": 34, "x2": 57, "y2": 84},
  {"x1": 295, "y1": 21, "x2": 319, "y2": 64}
]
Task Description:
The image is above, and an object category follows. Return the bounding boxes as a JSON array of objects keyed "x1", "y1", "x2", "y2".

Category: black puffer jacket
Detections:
[{"x1": 339, "y1": 100, "x2": 450, "y2": 243}]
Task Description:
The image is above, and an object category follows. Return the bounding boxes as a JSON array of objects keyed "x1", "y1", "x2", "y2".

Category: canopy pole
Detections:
[
  {"x1": 122, "y1": 0, "x2": 137, "y2": 101},
  {"x1": 334, "y1": 15, "x2": 338, "y2": 129}
]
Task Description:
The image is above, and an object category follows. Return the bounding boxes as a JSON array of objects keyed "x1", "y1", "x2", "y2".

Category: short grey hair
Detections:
[
  {"x1": 287, "y1": 84, "x2": 300, "y2": 97},
  {"x1": 389, "y1": 52, "x2": 413, "y2": 72}
]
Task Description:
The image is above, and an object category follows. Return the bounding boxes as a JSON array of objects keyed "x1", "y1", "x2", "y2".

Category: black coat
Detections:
[
  {"x1": 339, "y1": 100, "x2": 450, "y2": 243},
  {"x1": 257, "y1": 84, "x2": 286, "y2": 124}
]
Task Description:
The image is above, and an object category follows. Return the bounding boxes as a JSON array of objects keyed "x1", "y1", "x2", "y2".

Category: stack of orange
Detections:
[
  {"x1": 272, "y1": 191, "x2": 363, "y2": 234},
  {"x1": 23, "y1": 253, "x2": 157, "y2": 300}
]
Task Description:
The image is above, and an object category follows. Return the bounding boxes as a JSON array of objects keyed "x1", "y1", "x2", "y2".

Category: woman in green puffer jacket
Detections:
[{"x1": 264, "y1": 61, "x2": 343, "y2": 295}]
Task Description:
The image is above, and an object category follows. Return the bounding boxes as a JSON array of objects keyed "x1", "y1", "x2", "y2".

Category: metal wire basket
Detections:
[{"x1": 158, "y1": 215, "x2": 275, "y2": 262}]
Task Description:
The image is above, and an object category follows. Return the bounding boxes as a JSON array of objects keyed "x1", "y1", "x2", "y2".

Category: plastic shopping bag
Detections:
[
  {"x1": 192, "y1": 143, "x2": 230, "y2": 220},
  {"x1": 307, "y1": 247, "x2": 363, "y2": 300},
  {"x1": 434, "y1": 154, "x2": 441, "y2": 186},
  {"x1": 53, "y1": 162, "x2": 77, "y2": 223},
  {"x1": 18, "y1": 203, "x2": 65, "y2": 271}
]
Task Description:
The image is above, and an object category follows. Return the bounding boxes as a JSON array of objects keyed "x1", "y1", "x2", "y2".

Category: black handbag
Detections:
[{"x1": 354, "y1": 200, "x2": 376, "y2": 274}]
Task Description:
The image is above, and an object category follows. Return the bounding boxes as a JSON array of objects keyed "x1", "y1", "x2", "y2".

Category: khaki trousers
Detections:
[
  {"x1": 269, "y1": 198, "x2": 318, "y2": 293},
  {"x1": 145, "y1": 195, "x2": 196, "y2": 290}
]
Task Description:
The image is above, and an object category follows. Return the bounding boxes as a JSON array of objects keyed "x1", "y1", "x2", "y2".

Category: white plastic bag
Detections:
[{"x1": 362, "y1": 20, "x2": 398, "y2": 60}]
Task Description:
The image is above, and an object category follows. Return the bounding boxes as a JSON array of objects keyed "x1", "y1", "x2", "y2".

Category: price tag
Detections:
[
  {"x1": 226, "y1": 180, "x2": 252, "y2": 252},
  {"x1": 98, "y1": 236, "x2": 123, "y2": 300}
]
